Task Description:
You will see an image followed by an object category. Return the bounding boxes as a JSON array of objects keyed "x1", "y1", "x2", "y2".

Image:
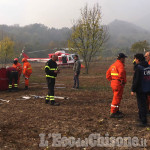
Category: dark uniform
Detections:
[
  {"x1": 131, "y1": 61, "x2": 149, "y2": 126},
  {"x1": 45, "y1": 59, "x2": 60, "y2": 106},
  {"x1": 6, "y1": 67, "x2": 18, "y2": 92}
]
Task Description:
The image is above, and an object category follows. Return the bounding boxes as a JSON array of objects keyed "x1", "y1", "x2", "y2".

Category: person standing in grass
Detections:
[
  {"x1": 12, "y1": 58, "x2": 22, "y2": 85},
  {"x1": 131, "y1": 53, "x2": 150, "y2": 127},
  {"x1": 73, "y1": 55, "x2": 81, "y2": 89},
  {"x1": 106, "y1": 53, "x2": 127, "y2": 118},
  {"x1": 45, "y1": 55, "x2": 60, "y2": 106},
  {"x1": 22, "y1": 58, "x2": 32, "y2": 90}
]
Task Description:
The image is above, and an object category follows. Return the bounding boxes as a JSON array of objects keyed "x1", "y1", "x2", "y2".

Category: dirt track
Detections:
[{"x1": 0, "y1": 60, "x2": 150, "y2": 150}]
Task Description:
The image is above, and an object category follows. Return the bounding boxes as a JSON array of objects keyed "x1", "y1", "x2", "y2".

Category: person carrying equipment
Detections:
[
  {"x1": 6, "y1": 66, "x2": 18, "y2": 92},
  {"x1": 73, "y1": 55, "x2": 81, "y2": 89},
  {"x1": 106, "y1": 53, "x2": 127, "y2": 118},
  {"x1": 12, "y1": 58, "x2": 22, "y2": 85},
  {"x1": 22, "y1": 58, "x2": 32, "y2": 90},
  {"x1": 45, "y1": 55, "x2": 60, "y2": 106}
]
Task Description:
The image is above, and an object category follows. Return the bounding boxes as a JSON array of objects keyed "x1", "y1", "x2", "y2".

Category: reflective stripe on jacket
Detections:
[
  {"x1": 45, "y1": 59, "x2": 57, "y2": 78},
  {"x1": 106, "y1": 60, "x2": 126, "y2": 83}
]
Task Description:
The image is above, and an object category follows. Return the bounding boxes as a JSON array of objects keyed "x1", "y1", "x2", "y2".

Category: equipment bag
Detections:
[{"x1": 0, "y1": 68, "x2": 9, "y2": 91}]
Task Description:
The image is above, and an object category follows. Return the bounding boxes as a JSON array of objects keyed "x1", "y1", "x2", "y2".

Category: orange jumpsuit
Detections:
[
  {"x1": 147, "y1": 60, "x2": 150, "y2": 111},
  {"x1": 12, "y1": 62, "x2": 22, "y2": 85},
  {"x1": 23, "y1": 61, "x2": 32, "y2": 86},
  {"x1": 106, "y1": 60, "x2": 126, "y2": 113}
]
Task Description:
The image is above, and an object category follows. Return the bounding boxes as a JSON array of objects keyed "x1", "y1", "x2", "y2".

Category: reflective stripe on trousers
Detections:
[
  {"x1": 9, "y1": 85, "x2": 12, "y2": 88},
  {"x1": 50, "y1": 96, "x2": 54, "y2": 101},
  {"x1": 45, "y1": 95, "x2": 54, "y2": 101},
  {"x1": 111, "y1": 104, "x2": 119, "y2": 108},
  {"x1": 46, "y1": 95, "x2": 50, "y2": 100},
  {"x1": 46, "y1": 75, "x2": 56, "y2": 78},
  {"x1": 14, "y1": 84, "x2": 18, "y2": 87}
]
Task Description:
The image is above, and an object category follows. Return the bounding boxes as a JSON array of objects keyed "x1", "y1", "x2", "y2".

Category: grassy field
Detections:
[{"x1": 0, "y1": 59, "x2": 149, "y2": 150}]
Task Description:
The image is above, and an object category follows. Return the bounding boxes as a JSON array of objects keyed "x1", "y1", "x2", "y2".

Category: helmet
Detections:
[
  {"x1": 22, "y1": 58, "x2": 27, "y2": 62},
  {"x1": 14, "y1": 58, "x2": 18, "y2": 61}
]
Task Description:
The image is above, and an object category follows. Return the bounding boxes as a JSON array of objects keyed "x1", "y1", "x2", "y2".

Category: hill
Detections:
[
  {"x1": 0, "y1": 24, "x2": 71, "y2": 57},
  {"x1": 0, "y1": 20, "x2": 150, "y2": 57},
  {"x1": 106, "y1": 20, "x2": 150, "y2": 50}
]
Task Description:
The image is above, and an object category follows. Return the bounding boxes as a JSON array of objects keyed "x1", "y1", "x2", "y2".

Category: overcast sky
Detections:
[{"x1": 0, "y1": 0, "x2": 150, "y2": 28}]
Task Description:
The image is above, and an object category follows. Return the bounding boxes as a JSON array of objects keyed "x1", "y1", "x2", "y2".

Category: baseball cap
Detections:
[{"x1": 117, "y1": 53, "x2": 127, "y2": 58}]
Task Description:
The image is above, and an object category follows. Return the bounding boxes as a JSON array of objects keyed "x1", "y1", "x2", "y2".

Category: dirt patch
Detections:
[{"x1": 0, "y1": 60, "x2": 150, "y2": 150}]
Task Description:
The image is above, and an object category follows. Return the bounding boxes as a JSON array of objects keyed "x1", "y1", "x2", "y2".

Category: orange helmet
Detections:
[
  {"x1": 22, "y1": 58, "x2": 27, "y2": 62},
  {"x1": 14, "y1": 58, "x2": 18, "y2": 61}
]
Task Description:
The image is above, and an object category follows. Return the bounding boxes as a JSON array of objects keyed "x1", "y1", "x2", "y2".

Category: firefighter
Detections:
[
  {"x1": 12, "y1": 58, "x2": 22, "y2": 85},
  {"x1": 106, "y1": 53, "x2": 127, "y2": 118},
  {"x1": 144, "y1": 52, "x2": 150, "y2": 115},
  {"x1": 6, "y1": 66, "x2": 18, "y2": 92},
  {"x1": 22, "y1": 58, "x2": 32, "y2": 90},
  {"x1": 131, "y1": 53, "x2": 149, "y2": 127},
  {"x1": 45, "y1": 55, "x2": 60, "y2": 106}
]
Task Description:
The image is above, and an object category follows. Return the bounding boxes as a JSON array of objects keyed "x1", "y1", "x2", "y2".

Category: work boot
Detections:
[
  {"x1": 110, "y1": 112, "x2": 124, "y2": 118},
  {"x1": 45, "y1": 100, "x2": 49, "y2": 104},
  {"x1": 50, "y1": 100, "x2": 60, "y2": 106},
  {"x1": 24, "y1": 86, "x2": 28, "y2": 90},
  {"x1": 72, "y1": 86, "x2": 76, "y2": 89},
  {"x1": 8, "y1": 88, "x2": 12, "y2": 92},
  {"x1": 147, "y1": 111, "x2": 150, "y2": 116},
  {"x1": 13, "y1": 87, "x2": 18, "y2": 92},
  {"x1": 116, "y1": 110, "x2": 124, "y2": 115},
  {"x1": 136, "y1": 122, "x2": 148, "y2": 127}
]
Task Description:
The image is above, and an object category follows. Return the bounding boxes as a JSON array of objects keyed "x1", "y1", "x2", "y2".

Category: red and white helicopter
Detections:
[{"x1": 21, "y1": 49, "x2": 75, "y2": 66}]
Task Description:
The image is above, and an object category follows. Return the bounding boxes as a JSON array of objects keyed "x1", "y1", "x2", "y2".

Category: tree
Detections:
[
  {"x1": 0, "y1": 37, "x2": 14, "y2": 66},
  {"x1": 131, "y1": 40, "x2": 149, "y2": 53},
  {"x1": 68, "y1": 4, "x2": 108, "y2": 74}
]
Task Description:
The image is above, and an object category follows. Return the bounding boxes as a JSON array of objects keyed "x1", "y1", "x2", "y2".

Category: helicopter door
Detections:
[{"x1": 62, "y1": 56, "x2": 67, "y2": 63}]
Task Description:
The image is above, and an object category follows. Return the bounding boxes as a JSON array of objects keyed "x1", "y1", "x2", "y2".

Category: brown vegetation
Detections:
[{"x1": 0, "y1": 60, "x2": 150, "y2": 150}]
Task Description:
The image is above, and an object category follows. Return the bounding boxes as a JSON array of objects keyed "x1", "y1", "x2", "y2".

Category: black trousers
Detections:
[
  {"x1": 136, "y1": 92, "x2": 147, "y2": 124},
  {"x1": 73, "y1": 72, "x2": 80, "y2": 88},
  {"x1": 46, "y1": 78, "x2": 55, "y2": 100},
  {"x1": 9, "y1": 71, "x2": 18, "y2": 87}
]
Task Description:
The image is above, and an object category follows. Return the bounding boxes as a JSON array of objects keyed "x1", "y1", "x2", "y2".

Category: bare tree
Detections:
[{"x1": 68, "y1": 4, "x2": 108, "y2": 74}]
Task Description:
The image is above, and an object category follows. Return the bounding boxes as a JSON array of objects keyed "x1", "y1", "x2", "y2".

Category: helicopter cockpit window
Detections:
[
  {"x1": 69, "y1": 57, "x2": 72, "y2": 61},
  {"x1": 62, "y1": 56, "x2": 67, "y2": 63}
]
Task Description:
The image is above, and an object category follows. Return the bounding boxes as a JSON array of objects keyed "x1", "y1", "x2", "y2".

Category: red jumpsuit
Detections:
[
  {"x1": 106, "y1": 60, "x2": 126, "y2": 113},
  {"x1": 12, "y1": 62, "x2": 22, "y2": 85},
  {"x1": 23, "y1": 61, "x2": 32, "y2": 87}
]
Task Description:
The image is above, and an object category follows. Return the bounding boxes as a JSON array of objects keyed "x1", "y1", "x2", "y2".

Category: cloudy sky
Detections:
[{"x1": 0, "y1": 0, "x2": 150, "y2": 28}]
